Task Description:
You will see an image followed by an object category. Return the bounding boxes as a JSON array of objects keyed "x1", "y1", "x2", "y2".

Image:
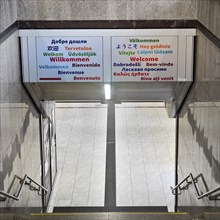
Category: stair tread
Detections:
[{"x1": 31, "y1": 212, "x2": 189, "y2": 220}]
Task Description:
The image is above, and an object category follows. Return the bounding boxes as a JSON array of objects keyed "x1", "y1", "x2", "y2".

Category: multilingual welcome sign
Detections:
[
  {"x1": 37, "y1": 37, "x2": 103, "y2": 82},
  {"x1": 20, "y1": 29, "x2": 195, "y2": 83},
  {"x1": 112, "y1": 36, "x2": 177, "y2": 82}
]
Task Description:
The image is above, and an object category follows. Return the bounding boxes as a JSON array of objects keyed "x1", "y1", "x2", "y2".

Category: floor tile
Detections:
[
  {"x1": 88, "y1": 192, "x2": 105, "y2": 206},
  {"x1": 133, "y1": 193, "x2": 150, "y2": 206},
  {"x1": 71, "y1": 192, "x2": 89, "y2": 206},
  {"x1": 51, "y1": 102, "x2": 175, "y2": 211},
  {"x1": 116, "y1": 103, "x2": 175, "y2": 209},
  {"x1": 52, "y1": 103, "x2": 107, "y2": 208},
  {"x1": 55, "y1": 199, "x2": 72, "y2": 207}
]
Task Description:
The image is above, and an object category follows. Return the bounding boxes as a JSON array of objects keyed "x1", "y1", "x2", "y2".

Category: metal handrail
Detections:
[
  {"x1": 198, "y1": 186, "x2": 220, "y2": 199},
  {"x1": 171, "y1": 174, "x2": 191, "y2": 192},
  {"x1": 171, "y1": 173, "x2": 220, "y2": 200},
  {"x1": 0, "y1": 174, "x2": 47, "y2": 201}
]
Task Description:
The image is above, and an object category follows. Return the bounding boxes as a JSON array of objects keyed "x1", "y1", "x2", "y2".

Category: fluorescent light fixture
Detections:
[{"x1": 104, "y1": 83, "x2": 111, "y2": 100}]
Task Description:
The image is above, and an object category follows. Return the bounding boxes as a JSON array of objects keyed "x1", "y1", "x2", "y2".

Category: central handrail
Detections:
[
  {"x1": 171, "y1": 173, "x2": 220, "y2": 200},
  {"x1": 0, "y1": 174, "x2": 47, "y2": 201}
]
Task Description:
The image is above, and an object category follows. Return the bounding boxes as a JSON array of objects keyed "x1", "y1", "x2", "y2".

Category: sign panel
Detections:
[
  {"x1": 20, "y1": 29, "x2": 196, "y2": 83},
  {"x1": 112, "y1": 36, "x2": 178, "y2": 82},
  {"x1": 36, "y1": 37, "x2": 103, "y2": 82}
]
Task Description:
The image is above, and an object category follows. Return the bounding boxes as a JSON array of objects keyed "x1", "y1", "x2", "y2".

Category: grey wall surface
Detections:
[
  {"x1": 0, "y1": 0, "x2": 17, "y2": 33},
  {"x1": 177, "y1": 28, "x2": 220, "y2": 213},
  {"x1": 197, "y1": 0, "x2": 220, "y2": 38},
  {"x1": 0, "y1": 32, "x2": 42, "y2": 211},
  {"x1": 177, "y1": 0, "x2": 220, "y2": 213},
  {"x1": 17, "y1": 0, "x2": 197, "y2": 20}
]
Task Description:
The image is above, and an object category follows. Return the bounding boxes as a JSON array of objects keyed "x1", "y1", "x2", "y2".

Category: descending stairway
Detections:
[{"x1": 0, "y1": 212, "x2": 220, "y2": 220}]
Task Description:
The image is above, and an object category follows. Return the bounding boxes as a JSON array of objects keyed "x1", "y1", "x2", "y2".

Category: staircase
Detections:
[{"x1": 1, "y1": 212, "x2": 220, "y2": 220}]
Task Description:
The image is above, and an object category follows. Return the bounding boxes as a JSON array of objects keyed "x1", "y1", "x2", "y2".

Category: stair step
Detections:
[
  {"x1": 7, "y1": 212, "x2": 220, "y2": 220},
  {"x1": 31, "y1": 212, "x2": 189, "y2": 220},
  {"x1": 0, "y1": 214, "x2": 14, "y2": 220},
  {"x1": 203, "y1": 212, "x2": 220, "y2": 220}
]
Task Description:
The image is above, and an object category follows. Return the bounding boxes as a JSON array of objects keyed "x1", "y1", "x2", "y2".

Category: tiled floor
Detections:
[
  {"x1": 115, "y1": 102, "x2": 176, "y2": 211},
  {"x1": 48, "y1": 102, "x2": 176, "y2": 212},
  {"x1": 48, "y1": 103, "x2": 107, "y2": 210}
]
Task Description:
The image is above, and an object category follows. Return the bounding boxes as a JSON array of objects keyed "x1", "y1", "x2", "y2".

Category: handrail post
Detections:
[
  {"x1": 16, "y1": 174, "x2": 28, "y2": 199},
  {"x1": 189, "y1": 173, "x2": 200, "y2": 197}
]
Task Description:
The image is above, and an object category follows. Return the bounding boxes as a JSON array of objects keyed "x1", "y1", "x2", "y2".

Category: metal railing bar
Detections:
[
  {"x1": 0, "y1": 190, "x2": 19, "y2": 201},
  {"x1": 26, "y1": 176, "x2": 47, "y2": 192},
  {"x1": 0, "y1": 174, "x2": 47, "y2": 201},
  {"x1": 171, "y1": 173, "x2": 220, "y2": 200},
  {"x1": 198, "y1": 186, "x2": 220, "y2": 199},
  {"x1": 171, "y1": 174, "x2": 191, "y2": 193}
]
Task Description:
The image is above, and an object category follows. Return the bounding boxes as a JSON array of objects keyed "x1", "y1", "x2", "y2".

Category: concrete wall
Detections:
[
  {"x1": 0, "y1": 2, "x2": 43, "y2": 212},
  {"x1": 197, "y1": 0, "x2": 220, "y2": 38},
  {"x1": 17, "y1": 0, "x2": 197, "y2": 20},
  {"x1": 0, "y1": 0, "x2": 17, "y2": 33},
  {"x1": 0, "y1": 31, "x2": 43, "y2": 211},
  {"x1": 177, "y1": 0, "x2": 220, "y2": 212}
]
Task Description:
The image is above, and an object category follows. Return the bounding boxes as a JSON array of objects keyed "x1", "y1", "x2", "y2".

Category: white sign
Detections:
[
  {"x1": 36, "y1": 37, "x2": 103, "y2": 82},
  {"x1": 112, "y1": 36, "x2": 178, "y2": 82},
  {"x1": 20, "y1": 29, "x2": 196, "y2": 83}
]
